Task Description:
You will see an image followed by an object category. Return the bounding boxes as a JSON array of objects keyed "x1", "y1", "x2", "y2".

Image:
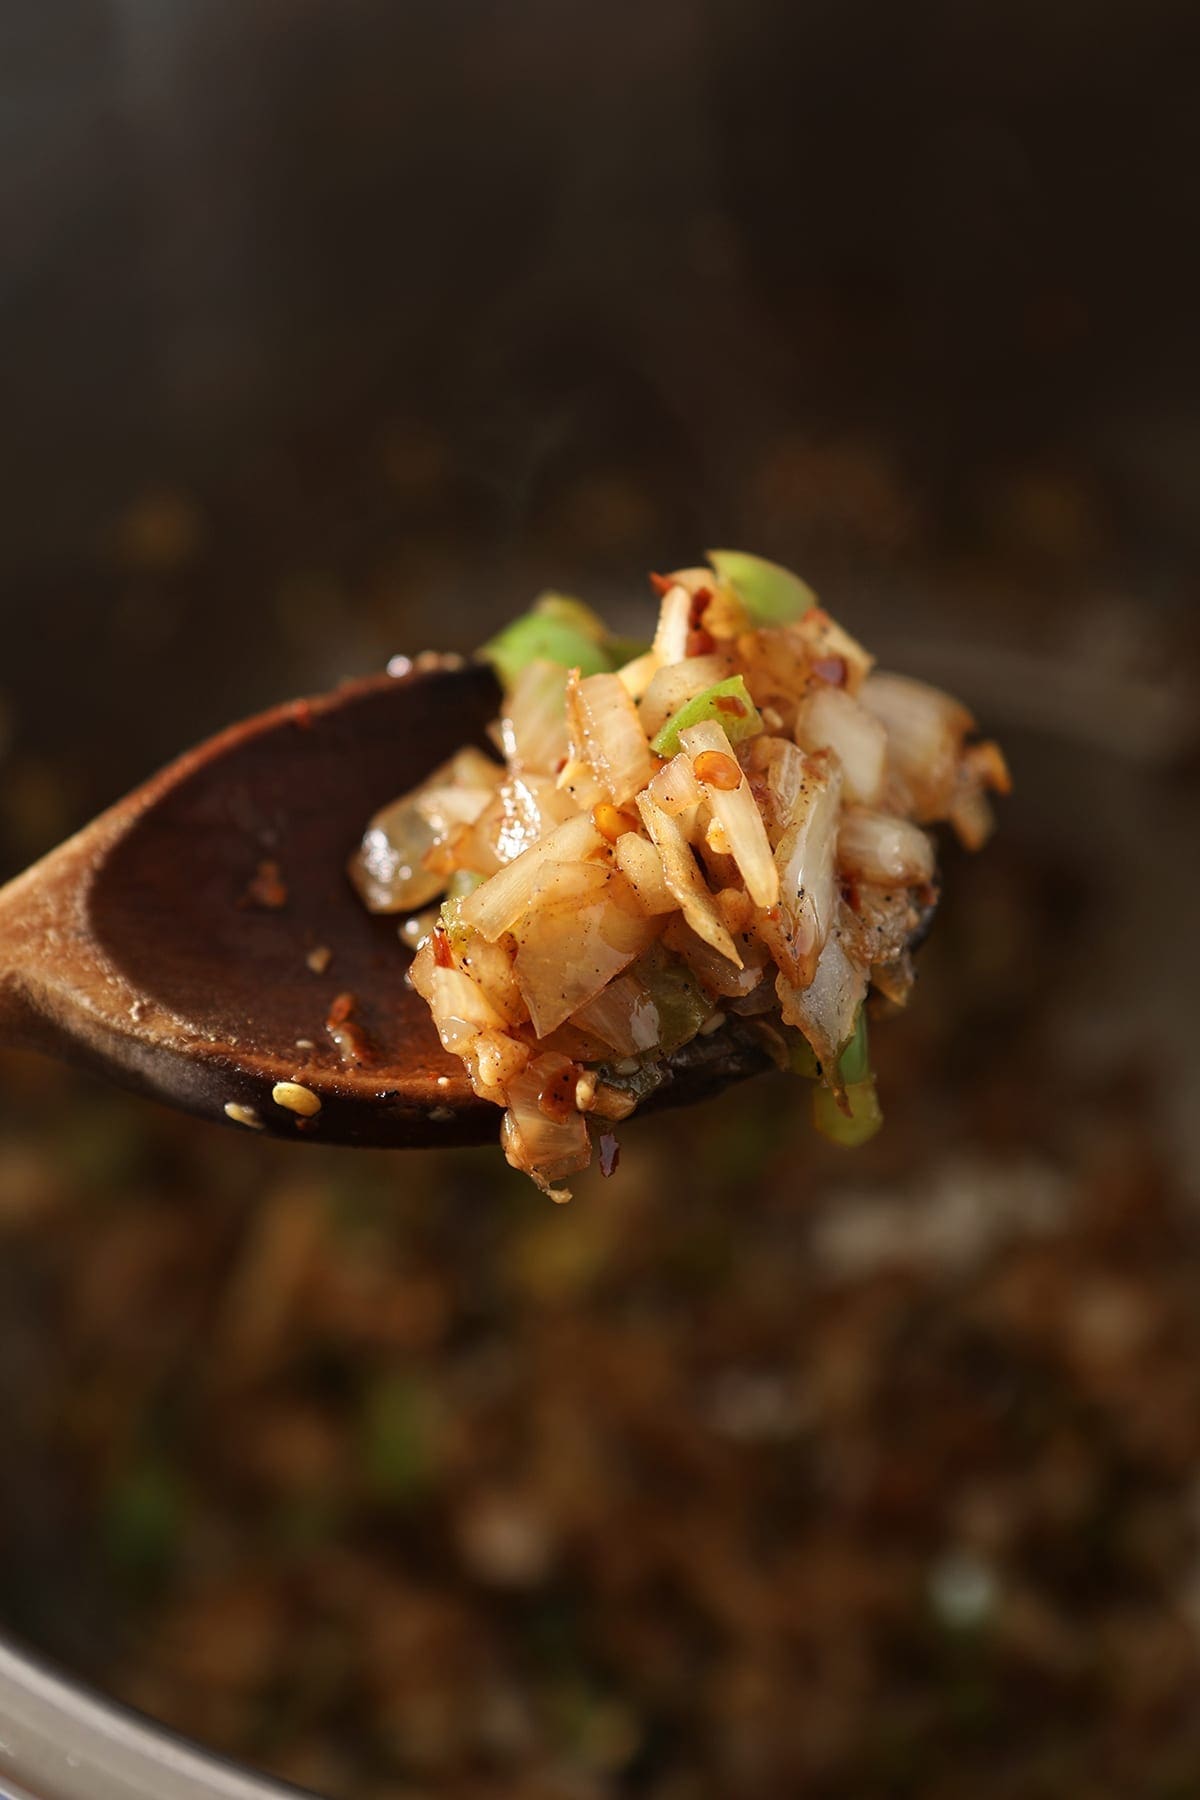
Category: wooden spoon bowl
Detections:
[{"x1": 0, "y1": 660, "x2": 771, "y2": 1147}]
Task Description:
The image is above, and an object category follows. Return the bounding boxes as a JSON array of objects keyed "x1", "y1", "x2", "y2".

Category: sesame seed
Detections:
[
  {"x1": 272, "y1": 1080, "x2": 322, "y2": 1118},
  {"x1": 223, "y1": 1102, "x2": 264, "y2": 1130}
]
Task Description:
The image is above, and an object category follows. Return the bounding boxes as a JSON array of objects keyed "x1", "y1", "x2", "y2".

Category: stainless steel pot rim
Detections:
[{"x1": 0, "y1": 1632, "x2": 312, "y2": 1800}]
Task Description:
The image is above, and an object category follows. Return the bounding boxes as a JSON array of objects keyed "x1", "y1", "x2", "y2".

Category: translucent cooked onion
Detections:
[
  {"x1": 776, "y1": 929, "x2": 867, "y2": 1088},
  {"x1": 614, "y1": 831, "x2": 680, "y2": 915},
  {"x1": 648, "y1": 751, "x2": 703, "y2": 817},
  {"x1": 573, "y1": 971, "x2": 661, "y2": 1056},
  {"x1": 651, "y1": 584, "x2": 692, "y2": 665},
  {"x1": 795, "y1": 687, "x2": 887, "y2": 807},
  {"x1": 456, "y1": 810, "x2": 603, "y2": 941},
  {"x1": 638, "y1": 654, "x2": 732, "y2": 738},
  {"x1": 511, "y1": 863, "x2": 662, "y2": 1036},
  {"x1": 679, "y1": 719, "x2": 779, "y2": 911},
  {"x1": 636, "y1": 790, "x2": 743, "y2": 967},
  {"x1": 473, "y1": 774, "x2": 579, "y2": 868},
  {"x1": 837, "y1": 807, "x2": 935, "y2": 887},
  {"x1": 499, "y1": 660, "x2": 570, "y2": 773},
  {"x1": 759, "y1": 749, "x2": 842, "y2": 988},
  {"x1": 501, "y1": 1058, "x2": 592, "y2": 1198},
  {"x1": 567, "y1": 671, "x2": 656, "y2": 807},
  {"x1": 859, "y1": 673, "x2": 973, "y2": 819}
]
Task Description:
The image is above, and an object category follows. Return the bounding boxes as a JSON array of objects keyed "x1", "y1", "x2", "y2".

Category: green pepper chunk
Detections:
[
  {"x1": 480, "y1": 593, "x2": 616, "y2": 687},
  {"x1": 837, "y1": 1006, "x2": 870, "y2": 1085},
  {"x1": 707, "y1": 549, "x2": 818, "y2": 626},
  {"x1": 812, "y1": 1075, "x2": 883, "y2": 1148},
  {"x1": 634, "y1": 944, "x2": 712, "y2": 1054},
  {"x1": 650, "y1": 675, "x2": 763, "y2": 758}
]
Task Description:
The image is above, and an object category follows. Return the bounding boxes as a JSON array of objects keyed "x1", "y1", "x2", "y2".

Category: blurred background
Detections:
[{"x1": 1, "y1": 2, "x2": 1199, "y2": 1796}]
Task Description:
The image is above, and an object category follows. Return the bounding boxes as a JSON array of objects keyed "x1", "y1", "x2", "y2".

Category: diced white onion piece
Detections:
[
  {"x1": 511, "y1": 863, "x2": 660, "y2": 1036},
  {"x1": 648, "y1": 752, "x2": 703, "y2": 817},
  {"x1": 637, "y1": 653, "x2": 732, "y2": 738},
  {"x1": 456, "y1": 811, "x2": 603, "y2": 941},
  {"x1": 567, "y1": 671, "x2": 656, "y2": 807},
  {"x1": 413, "y1": 782, "x2": 498, "y2": 836},
  {"x1": 501, "y1": 1059, "x2": 592, "y2": 1194},
  {"x1": 795, "y1": 687, "x2": 888, "y2": 807},
  {"x1": 679, "y1": 719, "x2": 779, "y2": 910},
  {"x1": 949, "y1": 788, "x2": 996, "y2": 852},
  {"x1": 614, "y1": 832, "x2": 680, "y2": 915},
  {"x1": 474, "y1": 1031, "x2": 531, "y2": 1092},
  {"x1": 859, "y1": 673, "x2": 973, "y2": 819},
  {"x1": 573, "y1": 972, "x2": 661, "y2": 1056},
  {"x1": 428, "y1": 965, "x2": 506, "y2": 1052},
  {"x1": 776, "y1": 930, "x2": 866, "y2": 1089},
  {"x1": 838, "y1": 808, "x2": 935, "y2": 887},
  {"x1": 651, "y1": 584, "x2": 692, "y2": 666},
  {"x1": 744, "y1": 735, "x2": 806, "y2": 848},
  {"x1": 455, "y1": 932, "x2": 527, "y2": 1026},
  {"x1": 663, "y1": 916, "x2": 766, "y2": 1000},
  {"x1": 636, "y1": 791, "x2": 743, "y2": 967},
  {"x1": 556, "y1": 757, "x2": 607, "y2": 811},
  {"x1": 615, "y1": 649, "x2": 661, "y2": 702},
  {"x1": 761, "y1": 749, "x2": 842, "y2": 988},
  {"x1": 475, "y1": 775, "x2": 578, "y2": 868},
  {"x1": 350, "y1": 804, "x2": 443, "y2": 913},
  {"x1": 499, "y1": 660, "x2": 569, "y2": 773}
]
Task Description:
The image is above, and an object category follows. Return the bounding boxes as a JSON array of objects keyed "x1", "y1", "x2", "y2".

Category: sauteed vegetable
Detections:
[{"x1": 351, "y1": 555, "x2": 1009, "y2": 1196}]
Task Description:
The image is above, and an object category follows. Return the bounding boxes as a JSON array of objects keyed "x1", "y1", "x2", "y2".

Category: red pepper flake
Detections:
[
  {"x1": 432, "y1": 927, "x2": 454, "y2": 969},
  {"x1": 241, "y1": 859, "x2": 288, "y2": 909},
  {"x1": 811, "y1": 655, "x2": 848, "y2": 687},
  {"x1": 686, "y1": 628, "x2": 716, "y2": 657},
  {"x1": 687, "y1": 587, "x2": 713, "y2": 626},
  {"x1": 693, "y1": 750, "x2": 742, "y2": 791},
  {"x1": 325, "y1": 992, "x2": 376, "y2": 1065},
  {"x1": 714, "y1": 694, "x2": 747, "y2": 718},
  {"x1": 649, "y1": 571, "x2": 673, "y2": 596},
  {"x1": 599, "y1": 1132, "x2": 621, "y2": 1178}
]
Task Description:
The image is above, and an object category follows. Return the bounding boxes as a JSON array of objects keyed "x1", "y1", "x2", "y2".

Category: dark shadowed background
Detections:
[{"x1": 1, "y1": 3, "x2": 1199, "y2": 1797}]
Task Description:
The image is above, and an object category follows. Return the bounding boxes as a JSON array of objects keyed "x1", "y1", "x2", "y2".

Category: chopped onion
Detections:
[
  {"x1": 636, "y1": 791, "x2": 743, "y2": 967},
  {"x1": 679, "y1": 719, "x2": 779, "y2": 910},
  {"x1": 795, "y1": 687, "x2": 887, "y2": 807},
  {"x1": 651, "y1": 584, "x2": 692, "y2": 666},
  {"x1": 456, "y1": 810, "x2": 603, "y2": 941},
  {"x1": 616, "y1": 648, "x2": 662, "y2": 703},
  {"x1": 567, "y1": 671, "x2": 656, "y2": 807},
  {"x1": 859, "y1": 673, "x2": 973, "y2": 819},
  {"x1": 745, "y1": 735, "x2": 806, "y2": 848},
  {"x1": 499, "y1": 660, "x2": 569, "y2": 772},
  {"x1": 837, "y1": 807, "x2": 935, "y2": 887},
  {"x1": 638, "y1": 654, "x2": 732, "y2": 738},
  {"x1": 614, "y1": 831, "x2": 680, "y2": 915},
  {"x1": 648, "y1": 751, "x2": 703, "y2": 817},
  {"x1": 760, "y1": 749, "x2": 842, "y2": 988},
  {"x1": 776, "y1": 929, "x2": 866, "y2": 1088},
  {"x1": 662, "y1": 916, "x2": 767, "y2": 1000},
  {"x1": 474, "y1": 774, "x2": 578, "y2": 868},
  {"x1": 501, "y1": 1057, "x2": 592, "y2": 1197},
  {"x1": 512, "y1": 863, "x2": 661, "y2": 1035},
  {"x1": 573, "y1": 972, "x2": 661, "y2": 1057}
]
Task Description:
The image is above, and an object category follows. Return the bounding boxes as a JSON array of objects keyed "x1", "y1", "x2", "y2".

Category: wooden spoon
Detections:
[{"x1": 0, "y1": 658, "x2": 772, "y2": 1147}]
